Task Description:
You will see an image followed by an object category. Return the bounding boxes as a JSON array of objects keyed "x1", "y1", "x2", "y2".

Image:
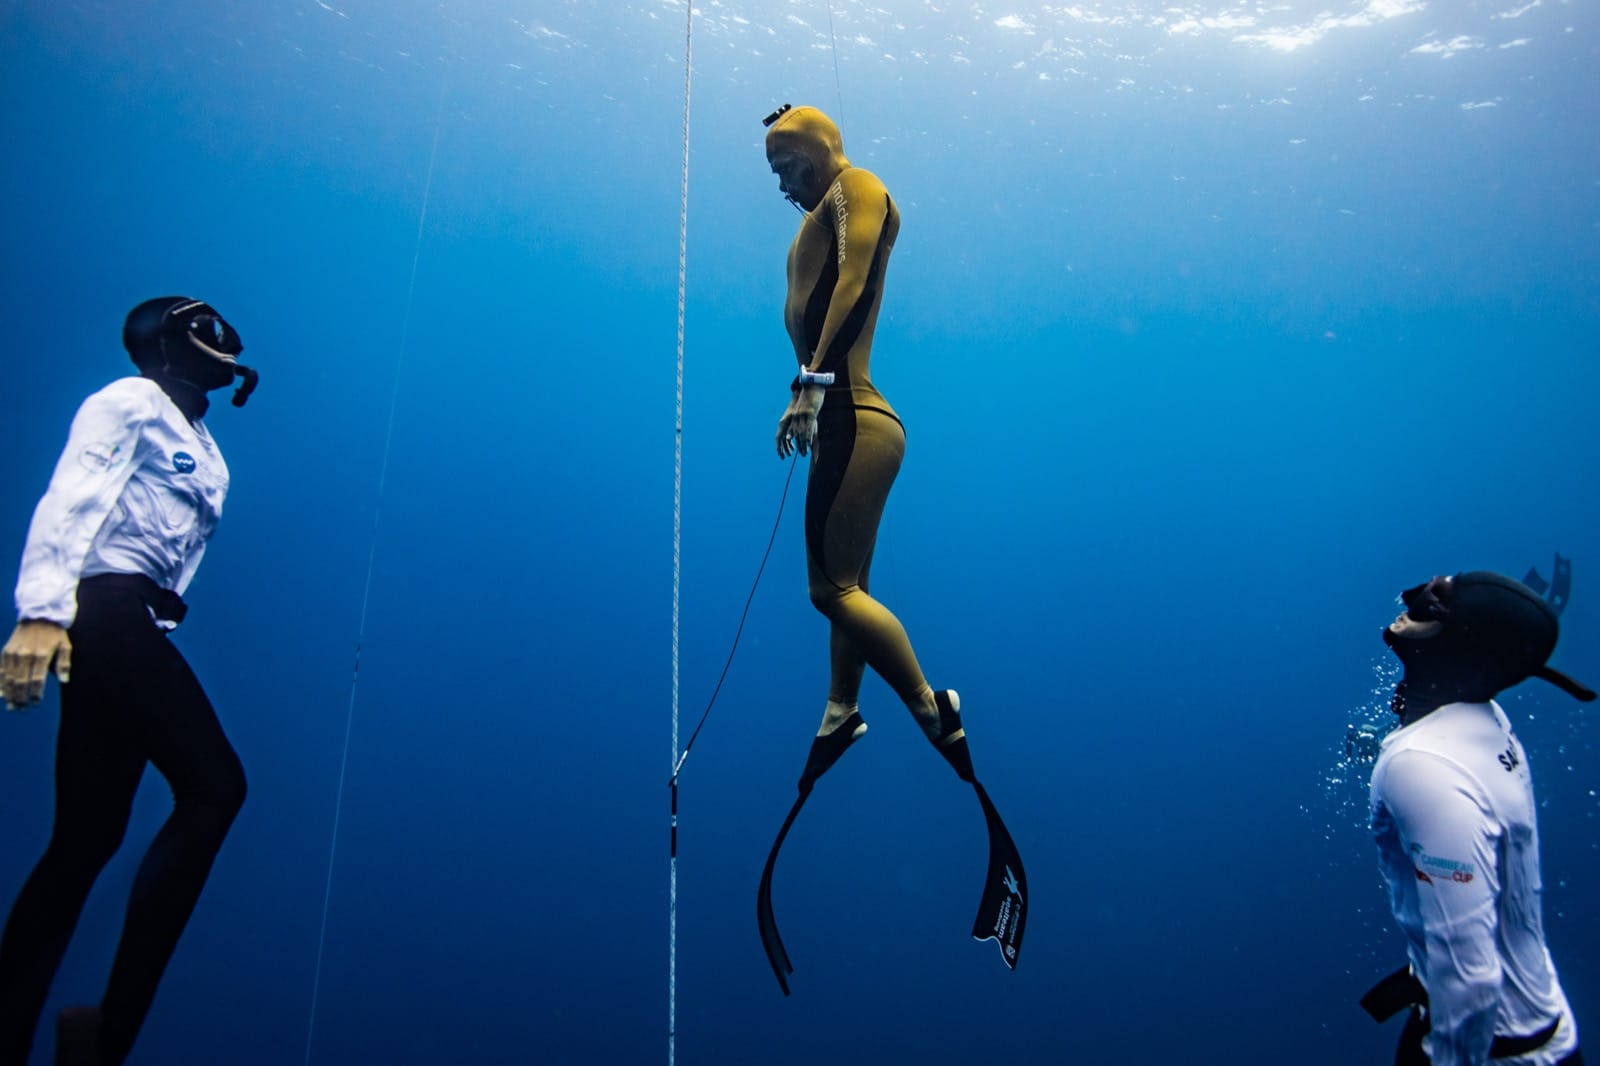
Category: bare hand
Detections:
[
  {"x1": 3, "y1": 620, "x2": 72, "y2": 711},
  {"x1": 776, "y1": 384, "x2": 826, "y2": 458}
]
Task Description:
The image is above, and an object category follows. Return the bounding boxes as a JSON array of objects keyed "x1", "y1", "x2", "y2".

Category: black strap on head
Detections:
[{"x1": 124, "y1": 295, "x2": 193, "y2": 371}]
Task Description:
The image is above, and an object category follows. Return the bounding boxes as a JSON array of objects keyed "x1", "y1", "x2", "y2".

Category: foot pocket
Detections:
[
  {"x1": 932, "y1": 691, "x2": 975, "y2": 782},
  {"x1": 799, "y1": 712, "x2": 867, "y2": 792}
]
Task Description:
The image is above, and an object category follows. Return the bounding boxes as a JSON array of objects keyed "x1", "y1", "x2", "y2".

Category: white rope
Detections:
[
  {"x1": 302, "y1": 66, "x2": 448, "y2": 1066},
  {"x1": 825, "y1": 0, "x2": 844, "y2": 124},
  {"x1": 669, "y1": 2, "x2": 693, "y2": 1064}
]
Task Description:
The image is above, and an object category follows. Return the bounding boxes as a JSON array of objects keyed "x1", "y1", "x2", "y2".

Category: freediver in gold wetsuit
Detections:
[
  {"x1": 756, "y1": 105, "x2": 1026, "y2": 994},
  {"x1": 765, "y1": 103, "x2": 968, "y2": 782}
]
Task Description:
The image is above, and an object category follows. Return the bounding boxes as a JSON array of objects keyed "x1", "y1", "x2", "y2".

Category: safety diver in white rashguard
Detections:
[
  {"x1": 0, "y1": 297, "x2": 258, "y2": 1066},
  {"x1": 1364, "y1": 571, "x2": 1593, "y2": 1066}
]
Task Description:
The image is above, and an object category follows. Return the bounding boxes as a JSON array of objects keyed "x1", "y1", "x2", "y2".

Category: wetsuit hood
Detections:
[
  {"x1": 765, "y1": 105, "x2": 849, "y2": 210},
  {"x1": 1384, "y1": 570, "x2": 1595, "y2": 719},
  {"x1": 124, "y1": 296, "x2": 259, "y2": 410}
]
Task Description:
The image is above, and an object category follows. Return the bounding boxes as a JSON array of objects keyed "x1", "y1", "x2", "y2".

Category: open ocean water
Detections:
[{"x1": 2, "y1": 2, "x2": 1596, "y2": 1063}]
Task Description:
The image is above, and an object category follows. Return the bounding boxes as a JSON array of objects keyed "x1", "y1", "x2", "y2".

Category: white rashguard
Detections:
[
  {"x1": 14, "y1": 376, "x2": 228, "y2": 628},
  {"x1": 1370, "y1": 700, "x2": 1579, "y2": 1066}
]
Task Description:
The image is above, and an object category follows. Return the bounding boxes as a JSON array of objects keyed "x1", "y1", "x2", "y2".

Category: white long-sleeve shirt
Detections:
[
  {"x1": 14, "y1": 376, "x2": 228, "y2": 628},
  {"x1": 1370, "y1": 700, "x2": 1578, "y2": 1066}
]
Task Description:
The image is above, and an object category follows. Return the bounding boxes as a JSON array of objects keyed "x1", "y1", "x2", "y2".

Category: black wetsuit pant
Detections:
[
  {"x1": 0, "y1": 576, "x2": 245, "y2": 1065},
  {"x1": 1396, "y1": 1009, "x2": 1584, "y2": 1065}
]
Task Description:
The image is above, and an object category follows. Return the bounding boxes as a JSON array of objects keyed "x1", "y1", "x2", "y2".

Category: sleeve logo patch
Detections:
[
  {"x1": 172, "y1": 452, "x2": 197, "y2": 474},
  {"x1": 1409, "y1": 843, "x2": 1475, "y2": 884},
  {"x1": 79, "y1": 442, "x2": 128, "y2": 474}
]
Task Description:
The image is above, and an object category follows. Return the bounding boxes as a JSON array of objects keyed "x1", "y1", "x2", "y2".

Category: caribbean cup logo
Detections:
[{"x1": 1409, "y1": 842, "x2": 1476, "y2": 885}]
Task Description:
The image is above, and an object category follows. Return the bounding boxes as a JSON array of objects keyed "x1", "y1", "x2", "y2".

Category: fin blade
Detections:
[
  {"x1": 970, "y1": 781, "x2": 1028, "y2": 971},
  {"x1": 756, "y1": 793, "x2": 809, "y2": 995}
]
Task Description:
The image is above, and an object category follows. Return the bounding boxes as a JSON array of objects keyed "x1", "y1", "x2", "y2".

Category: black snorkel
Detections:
[{"x1": 231, "y1": 365, "x2": 259, "y2": 407}]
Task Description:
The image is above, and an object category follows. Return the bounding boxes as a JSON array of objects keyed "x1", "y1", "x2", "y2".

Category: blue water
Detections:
[{"x1": 2, "y1": 2, "x2": 1597, "y2": 1062}]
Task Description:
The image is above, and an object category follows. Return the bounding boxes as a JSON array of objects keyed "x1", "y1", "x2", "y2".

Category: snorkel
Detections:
[{"x1": 231, "y1": 364, "x2": 259, "y2": 407}]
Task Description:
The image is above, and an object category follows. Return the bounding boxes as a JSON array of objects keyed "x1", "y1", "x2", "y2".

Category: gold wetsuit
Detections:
[{"x1": 772, "y1": 111, "x2": 932, "y2": 712}]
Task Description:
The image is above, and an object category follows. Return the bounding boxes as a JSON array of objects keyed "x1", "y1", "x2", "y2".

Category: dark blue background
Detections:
[{"x1": 2, "y1": 2, "x2": 1595, "y2": 1063}]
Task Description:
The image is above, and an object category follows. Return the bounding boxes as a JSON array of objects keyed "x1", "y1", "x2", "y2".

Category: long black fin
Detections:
[
  {"x1": 756, "y1": 791, "x2": 810, "y2": 995},
  {"x1": 758, "y1": 714, "x2": 867, "y2": 994},
  {"x1": 970, "y1": 780, "x2": 1027, "y2": 970}
]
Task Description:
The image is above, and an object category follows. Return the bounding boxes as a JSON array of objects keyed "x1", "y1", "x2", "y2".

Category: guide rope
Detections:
[
  {"x1": 668, "y1": 3, "x2": 845, "y2": 1060},
  {"x1": 668, "y1": 0, "x2": 693, "y2": 1061},
  {"x1": 303, "y1": 63, "x2": 448, "y2": 1066}
]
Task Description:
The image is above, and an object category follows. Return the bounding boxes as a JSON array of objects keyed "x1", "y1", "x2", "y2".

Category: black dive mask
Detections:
[
  {"x1": 1384, "y1": 570, "x2": 1595, "y2": 719},
  {"x1": 126, "y1": 298, "x2": 260, "y2": 407}
]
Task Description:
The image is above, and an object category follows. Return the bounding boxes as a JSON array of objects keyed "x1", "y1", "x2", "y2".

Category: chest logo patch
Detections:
[{"x1": 172, "y1": 452, "x2": 197, "y2": 474}]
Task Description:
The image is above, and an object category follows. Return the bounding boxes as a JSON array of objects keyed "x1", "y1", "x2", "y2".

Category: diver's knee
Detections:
[
  {"x1": 182, "y1": 756, "x2": 247, "y2": 824},
  {"x1": 808, "y1": 582, "x2": 850, "y2": 618},
  {"x1": 44, "y1": 824, "x2": 127, "y2": 877}
]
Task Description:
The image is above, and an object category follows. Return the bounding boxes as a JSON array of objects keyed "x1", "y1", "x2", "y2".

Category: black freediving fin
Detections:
[
  {"x1": 757, "y1": 791, "x2": 806, "y2": 995},
  {"x1": 756, "y1": 713, "x2": 867, "y2": 995},
  {"x1": 969, "y1": 779, "x2": 1027, "y2": 969},
  {"x1": 930, "y1": 690, "x2": 1028, "y2": 968}
]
